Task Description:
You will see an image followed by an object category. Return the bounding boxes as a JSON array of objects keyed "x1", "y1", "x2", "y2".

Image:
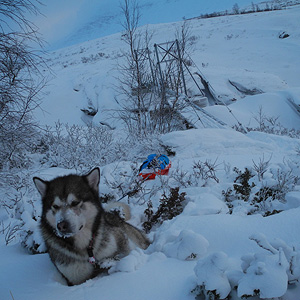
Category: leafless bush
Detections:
[
  {"x1": 172, "y1": 159, "x2": 220, "y2": 188},
  {"x1": 246, "y1": 106, "x2": 300, "y2": 138},
  {"x1": 272, "y1": 167, "x2": 299, "y2": 201},
  {"x1": 40, "y1": 122, "x2": 115, "y2": 171},
  {"x1": 116, "y1": 1, "x2": 194, "y2": 136},
  {"x1": 0, "y1": 0, "x2": 47, "y2": 169},
  {"x1": 172, "y1": 165, "x2": 193, "y2": 188},
  {"x1": 115, "y1": 0, "x2": 155, "y2": 136},
  {"x1": 252, "y1": 154, "x2": 272, "y2": 181},
  {"x1": 193, "y1": 158, "x2": 220, "y2": 184},
  {"x1": 5, "y1": 223, "x2": 22, "y2": 245},
  {"x1": 0, "y1": 168, "x2": 40, "y2": 248}
]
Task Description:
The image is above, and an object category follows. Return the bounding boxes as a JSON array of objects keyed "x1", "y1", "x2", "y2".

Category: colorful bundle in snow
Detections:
[{"x1": 139, "y1": 154, "x2": 171, "y2": 180}]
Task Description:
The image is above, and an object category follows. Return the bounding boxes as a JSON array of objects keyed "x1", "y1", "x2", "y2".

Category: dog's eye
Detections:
[
  {"x1": 71, "y1": 201, "x2": 80, "y2": 207},
  {"x1": 52, "y1": 204, "x2": 60, "y2": 210}
]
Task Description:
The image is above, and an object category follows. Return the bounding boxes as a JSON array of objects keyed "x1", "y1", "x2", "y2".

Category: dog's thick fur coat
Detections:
[{"x1": 33, "y1": 168, "x2": 149, "y2": 285}]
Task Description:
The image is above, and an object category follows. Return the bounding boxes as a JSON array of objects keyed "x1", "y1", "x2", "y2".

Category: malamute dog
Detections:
[{"x1": 33, "y1": 167, "x2": 150, "y2": 286}]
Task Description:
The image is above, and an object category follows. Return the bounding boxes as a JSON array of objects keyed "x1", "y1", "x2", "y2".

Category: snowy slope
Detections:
[
  {"x1": 35, "y1": 0, "x2": 272, "y2": 50},
  {"x1": 35, "y1": 4, "x2": 300, "y2": 130}
]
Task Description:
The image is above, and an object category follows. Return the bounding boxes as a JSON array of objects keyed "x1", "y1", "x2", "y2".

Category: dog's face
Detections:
[{"x1": 33, "y1": 168, "x2": 101, "y2": 238}]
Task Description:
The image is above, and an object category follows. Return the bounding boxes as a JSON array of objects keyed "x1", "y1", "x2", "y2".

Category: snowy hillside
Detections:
[
  {"x1": 34, "y1": 0, "x2": 291, "y2": 50},
  {"x1": 35, "y1": 4, "x2": 300, "y2": 130},
  {"x1": 1, "y1": 2, "x2": 300, "y2": 300}
]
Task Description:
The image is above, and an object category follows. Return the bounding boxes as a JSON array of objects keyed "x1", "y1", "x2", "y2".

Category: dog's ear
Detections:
[
  {"x1": 33, "y1": 177, "x2": 48, "y2": 197},
  {"x1": 85, "y1": 167, "x2": 100, "y2": 193}
]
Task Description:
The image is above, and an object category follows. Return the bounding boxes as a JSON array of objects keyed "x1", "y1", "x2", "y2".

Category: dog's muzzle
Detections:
[
  {"x1": 56, "y1": 220, "x2": 84, "y2": 238},
  {"x1": 57, "y1": 220, "x2": 73, "y2": 237}
]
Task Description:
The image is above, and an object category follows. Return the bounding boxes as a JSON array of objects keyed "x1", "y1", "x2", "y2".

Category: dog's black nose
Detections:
[{"x1": 57, "y1": 221, "x2": 71, "y2": 234}]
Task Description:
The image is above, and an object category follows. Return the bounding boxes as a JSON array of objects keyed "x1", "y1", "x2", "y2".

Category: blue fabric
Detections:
[{"x1": 139, "y1": 154, "x2": 169, "y2": 171}]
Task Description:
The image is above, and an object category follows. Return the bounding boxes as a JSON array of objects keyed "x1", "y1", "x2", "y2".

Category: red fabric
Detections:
[{"x1": 139, "y1": 162, "x2": 171, "y2": 180}]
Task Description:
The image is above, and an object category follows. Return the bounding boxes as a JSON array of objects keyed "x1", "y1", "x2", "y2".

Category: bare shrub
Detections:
[
  {"x1": 0, "y1": 0, "x2": 47, "y2": 169},
  {"x1": 193, "y1": 158, "x2": 220, "y2": 184},
  {"x1": 252, "y1": 154, "x2": 272, "y2": 181},
  {"x1": 40, "y1": 122, "x2": 114, "y2": 170}
]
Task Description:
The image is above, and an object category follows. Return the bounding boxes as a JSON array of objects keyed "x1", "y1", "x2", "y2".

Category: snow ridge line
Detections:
[{"x1": 286, "y1": 97, "x2": 300, "y2": 117}]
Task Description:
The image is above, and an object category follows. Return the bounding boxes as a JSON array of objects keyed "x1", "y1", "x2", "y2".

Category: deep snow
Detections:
[
  {"x1": 1, "y1": 127, "x2": 300, "y2": 300},
  {"x1": 1, "y1": 2, "x2": 300, "y2": 300}
]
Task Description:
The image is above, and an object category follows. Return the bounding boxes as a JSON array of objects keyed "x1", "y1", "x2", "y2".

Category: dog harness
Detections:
[
  {"x1": 87, "y1": 234, "x2": 114, "y2": 275},
  {"x1": 87, "y1": 234, "x2": 100, "y2": 268}
]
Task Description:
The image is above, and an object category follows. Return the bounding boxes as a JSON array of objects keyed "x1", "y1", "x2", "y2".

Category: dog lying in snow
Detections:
[{"x1": 33, "y1": 167, "x2": 149, "y2": 285}]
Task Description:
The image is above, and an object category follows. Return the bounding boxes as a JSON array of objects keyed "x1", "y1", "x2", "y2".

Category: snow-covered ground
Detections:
[
  {"x1": 1, "y1": 2, "x2": 300, "y2": 300},
  {"x1": 2, "y1": 127, "x2": 300, "y2": 300}
]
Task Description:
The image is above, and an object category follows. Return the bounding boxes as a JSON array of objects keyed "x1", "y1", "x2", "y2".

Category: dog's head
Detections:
[{"x1": 33, "y1": 168, "x2": 101, "y2": 238}]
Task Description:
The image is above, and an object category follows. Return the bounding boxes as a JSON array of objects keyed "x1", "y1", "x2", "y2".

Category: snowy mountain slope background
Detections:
[
  {"x1": 1, "y1": 1, "x2": 300, "y2": 300},
  {"x1": 35, "y1": 2, "x2": 300, "y2": 130},
  {"x1": 33, "y1": 0, "x2": 293, "y2": 50}
]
